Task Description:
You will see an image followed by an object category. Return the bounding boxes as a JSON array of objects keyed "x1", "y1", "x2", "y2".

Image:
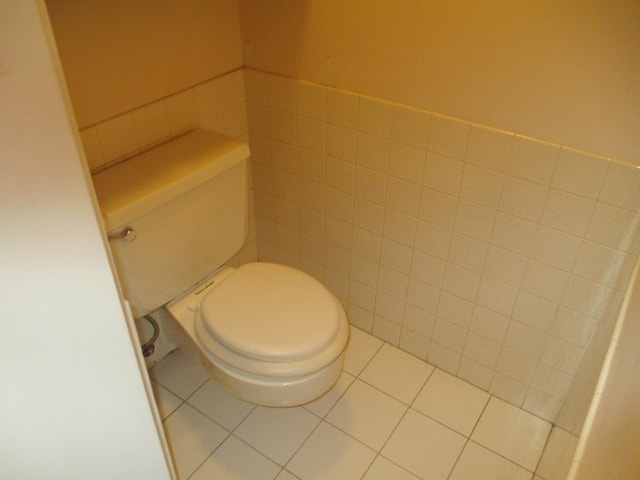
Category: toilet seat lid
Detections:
[{"x1": 199, "y1": 263, "x2": 341, "y2": 362}]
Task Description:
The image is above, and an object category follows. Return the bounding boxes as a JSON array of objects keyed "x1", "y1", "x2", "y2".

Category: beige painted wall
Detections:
[
  {"x1": 239, "y1": 0, "x2": 640, "y2": 163},
  {"x1": 47, "y1": 0, "x2": 243, "y2": 128}
]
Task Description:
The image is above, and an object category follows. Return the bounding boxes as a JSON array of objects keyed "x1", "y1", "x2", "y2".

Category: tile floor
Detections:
[{"x1": 149, "y1": 326, "x2": 559, "y2": 480}]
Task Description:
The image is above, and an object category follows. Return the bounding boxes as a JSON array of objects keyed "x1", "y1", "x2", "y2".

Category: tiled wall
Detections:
[
  {"x1": 245, "y1": 69, "x2": 640, "y2": 434},
  {"x1": 81, "y1": 69, "x2": 258, "y2": 267}
]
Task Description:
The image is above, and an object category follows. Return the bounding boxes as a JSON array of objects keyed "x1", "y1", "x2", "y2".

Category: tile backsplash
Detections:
[
  {"x1": 81, "y1": 67, "x2": 640, "y2": 437},
  {"x1": 245, "y1": 69, "x2": 640, "y2": 435}
]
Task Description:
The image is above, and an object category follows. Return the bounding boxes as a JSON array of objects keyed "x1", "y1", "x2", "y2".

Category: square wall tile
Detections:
[
  {"x1": 472, "y1": 397, "x2": 551, "y2": 470},
  {"x1": 358, "y1": 95, "x2": 394, "y2": 137},
  {"x1": 419, "y1": 188, "x2": 458, "y2": 229},
  {"x1": 423, "y1": 151, "x2": 464, "y2": 196},
  {"x1": 428, "y1": 114, "x2": 471, "y2": 160},
  {"x1": 267, "y1": 75, "x2": 296, "y2": 111},
  {"x1": 392, "y1": 105, "x2": 431, "y2": 149},
  {"x1": 460, "y1": 164, "x2": 504, "y2": 209},
  {"x1": 389, "y1": 142, "x2": 427, "y2": 183},
  {"x1": 326, "y1": 124, "x2": 357, "y2": 162},
  {"x1": 413, "y1": 368, "x2": 490, "y2": 436},
  {"x1": 132, "y1": 101, "x2": 170, "y2": 149},
  {"x1": 599, "y1": 160, "x2": 640, "y2": 211},
  {"x1": 97, "y1": 112, "x2": 138, "y2": 163},
  {"x1": 296, "y1": 81, "x2": 326, "y2": 121},
  {"x1": 165, "y1": 90, "x2": 197, "y2": 135},
  {"x1": 499, "y1": 176, "x2": 548, "y2": 222},
  {"x1": 80, "y1": 127, "x2": 105, "y2": 171},
  {"x1": 508, "y1": 135, "x2": 560, "y2": 185},
  {"x1": 551, "y1": 147, "x2": 609, "y2": 199},
  {"x1": 326, "y1": 88, "x2": 359, "y2": 128},
  {"x1": 465, "y1": 125, "x2": 514, "y2": 172},
  {"x1": 541, "y1": 189, "x2": 595, "y2": 237}
]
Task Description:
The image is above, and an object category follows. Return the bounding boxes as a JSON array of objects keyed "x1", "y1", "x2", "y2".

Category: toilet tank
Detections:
[{"x1": 92, "y1": 129, "x2": 250, "y2": 318}]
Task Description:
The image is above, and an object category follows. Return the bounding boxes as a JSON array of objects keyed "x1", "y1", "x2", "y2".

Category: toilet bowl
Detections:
[
  {"x1": 92, "y1": 129, "x2": 349, "y2": 406},
  {"x1": 166, "y1": 262, "x2": 349, "y2": 406}
]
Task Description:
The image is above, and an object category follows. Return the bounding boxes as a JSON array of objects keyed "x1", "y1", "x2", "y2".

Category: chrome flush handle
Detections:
[{"x1": 108, "y1": 226, "x2": 137, "y2": 242}]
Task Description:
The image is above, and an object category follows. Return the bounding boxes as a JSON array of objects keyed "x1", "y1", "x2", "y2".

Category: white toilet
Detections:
[{"x1": 93, "y1": 129, "x2": 349, "y2": 407}]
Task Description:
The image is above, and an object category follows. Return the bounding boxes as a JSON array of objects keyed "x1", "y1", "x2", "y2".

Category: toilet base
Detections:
[{"x1": 198, "y1": 348, "x2": 344, "y2": 407}]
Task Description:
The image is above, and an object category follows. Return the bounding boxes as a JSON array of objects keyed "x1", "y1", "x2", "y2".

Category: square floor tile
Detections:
[
  {"x1": 151, "y1": 380, "x2": 183, "y2": 420},
  {"x1": 149, "y1": 349, "x2": 209, "y2": 399},
  {"x1": 382, "y1": 409, "x2": 466, "y2": 480},
  {"x1": 362, "y1": 456, "x2": 420, "y2": 479},
  {"x1": 471, "y1": 397, "x2": 551, "y2": 471},
  {"x1": 343, "y1": 326, "x2": 384, "y2": 376},
  {"x1": 189, "y1": 435, "x2": 280, "y2": 480},
  {"x1": 187, "y1": 379, "x2": 255, "y2": 431},
  {"x1": 287, "y1": 422, "x2": 376, "y2": 480},
  {"x1": 304, "y1": 371, "x2": 355, "y2": 418},
  {"x1": 449, "y1": 441, "x2": 533, "y2": 480},
  {"x1": 162, "y1": 403, "x2": 228, "y2": 479},
  {"x1": 412, "y1": 368, "x2": 490, "y2": 435},
  {"x1": 326, "y1": 379, "x2": 407, "y2": 450},
  {"x1": 360, "y1": 343, "x2": 434, "y2": 403},
  {"x1": 275, "y1": 470, "x2": 299, "y2": 480},
  {"x1": 235, "y1": 406, "x2": 320, "y2": 465}
]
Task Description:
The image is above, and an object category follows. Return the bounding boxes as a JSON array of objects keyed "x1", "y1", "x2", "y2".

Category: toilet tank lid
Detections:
[{"x1": 92, "y1": 129, "x2": 250, "y2": 230}]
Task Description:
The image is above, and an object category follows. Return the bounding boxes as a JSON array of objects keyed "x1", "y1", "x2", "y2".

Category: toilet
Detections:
[{"x1": 93, "y1": 129, "x2": 349, "y2": 407}]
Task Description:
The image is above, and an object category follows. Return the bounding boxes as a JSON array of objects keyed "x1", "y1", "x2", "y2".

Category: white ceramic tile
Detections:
[
  {"x1": 423, "y1": 151, "x2": 464, "y2": 196},
  {"x1": 436, "y1": 290, "x2": 473, "y2": 328},
  {"x1": 272, "y1": 140, "x2": 297, "y2": 173},
  {"x1": 269, "y1": 108, "x2": 296, "y2": 143},
  {"x1": 382, "y1": 409, "x2": 466, "y2": 480},
  {"x1": 386, "y1": 177, "x2": 421, "y2": 216},
  {"x1": 551, "y1": 146, "x2": 609, "y2": 199},
  {"x1": 355, "y1": 166, "x2": 388, "y2": 205},
  {"x1": 296, "y1": 81, "x2": 326, "y2": 121},
  {"x1": 383, "y1": 209, "x2": 417, "y2": 246},
  {"x1": 453, "y1": 200, "x2": 496, "y2": 242},
  {"x1": 325, "y1": 188, "x2": 353, "y2": 224},
  {"x1": 372, "y1": 315, "x2": 402, "y2": 345},
  {"x1": 287, "y1": 422, "x2": 376, "y2": 480},
  {"x1": 463, "y1": 331, "x2": 501, "y2": 368},
  {"x1": 326, "y1": 88, "x2": 359, "y2": 128},
  {"x1": 360, "y1": 343, "x2": 434, "y2": 404},
  {"x1": 389, "y1": 142, "x2": 427, "y2": 184},
  {"x1": 491, "y1": 212, "x2": 538, "y2": 256},
  {"x1": 349, "y1": 280, "x2": 376, "y2": 310},
  {"x1": 189, "y1": 435, "x2": 280, "y2": 480},
  {"x1": 442, "y1": 263, "x2": 481, "y2": 301},
  {"x1": 304, "y1": 371, "x2": 355, "y2": 418},
  {"x1": 391, "y1": 105, "x2": 430, "y2": 149},
  {"x1": 405, "y1": 278, "x2": 440, "y2": 315},
  {"x1": 419, "y1": 188, "x2": 458, "y2": 229},
  {"x1": 465, "y1": 125, "x2": 514, "y2": 172},
  {"x1": 79, "y1": 127, "x2": 105, "y2": 171},
  {"x1": 499, "y1": 176, "x2": 548, "y2": 222},
  {"x1": 165, "y1": 90, "x2": 198, "y2": 135},
  {"x1": 132, "y1": 101, "x2": 170, "y2": 149},
  {"x1": 414, "y1": 220, "x2": 451, "y2": 259},
  {"x1": 470, "y1": 305, "x2": 510, "y2": 343},
  {"x1": 374, "y1": 291, "x2": 405, "y2": 324},
  {"x1": 358, "y1": 95, "x2": 394, "y2": 137},
  {"x1": 220, "y1": 70, "x2": 245, "y2": 108},
  {"x1": 325, "y1": 157, "x2": 355, "y2": 193},
  {"x1": 149, "y1": 349, "x2": 209, "y2": 399},
  {"x1": 483, "y1": 245, "x2": 528, "y2": 287},
  {"x1": 460, "y1": 164, "x2": 504, "y2": 209},
  {"x1": 585, "y1": 202, "x2": 640, "y2": 253},
  {"x1": 377, "y1": 265, "x2": 409, "y2": 300},
  {"x1": 432, "y1": 318, "x2": 466, "y2": 353},
  {"x1": 472, "y1": 397, "x2": 551, "y2": 470},
  {"x1": 488, "y1": 372, "x2": 528, "y2": 406},
  {"x1": 267, "y1": 75, "x2": 296, "y2": 112},
  {"x1": 343, "y1": 326, "x2": 384, "y2": 376},
  {"x1": 326, "y1": 124, "x2": 357, "y2": 162},
  {"x1": 475, "y1": 276, "x2": 519, "y2": 317},
  {"x1": 536, "y1": 427, "x2": 579, "y2": 480},
  {"x1": 541, "y1": 336, "x2": 584, "y2": 374},
  {"x1": 399, "y1": 327, "x2": 430, "y2": 359},
  {"x1": 504, "y1": 321, "x2": 547, "y2": 358},
  {"x1": 244, "y1": 69, "x2": 268, "y2": 104},
  {"x1": 561, "y1": 275, "x2": 614, "y2": 318},
  {"x1": 96, "y1": 112, "x2": 138, "y2": 163},
  {"x1": 531, "y1": 226, "x2": 582, "y2": 272},
  {"x1": 194, "y1": 78, "x2": 223, "y2": 120},
  {"x1": 521, "y1": 261, "x2": 569, "y2": 303},
  {"x1": 530, "y1": 363, "x2": 572, "y2": 398},
  {"x1": 507, "y1": 135, "x2": 560, "y2": 185},
  {"x1": 380, "y1": 238, "x2": 414, "y2": 274},
  {"x1": 495, "y1": 347, "x2": 537, "y2": 385},
  {"x1": 298, "y1": 148, "x2": 325, "y2": 183},
  {"x1": 410, "y1": 249, "x2": 446, "y2": 287},
  {"x1": 523, "y1": 388, "x2": 562, "y2": 421},
  {"x1": 447, "y1": 232, "x2": 489, "y2": 273},
  {"x1": 449, "y1": 441, "x2": 533, "y2": 480},
  {"x1": 348, "y1": 304, "x2": 374, "y2": 332},
  {"x1": 235, "y1": 406, "x2": 320, "y2": 465},
  {"x1": 357, "y1": 132, "x2": 390, "y2": 173},
  {"x1": 363, "y1": 456, "x2": 420, "y2": 480},
  {"x1": 413, "y1": 368, "x2": 489, "y2": 435},
  {"x1": 427, "y1": 342, "x2": 462, "y2": 374},
  {"x1": 541, "y1": 189, "x2": 595, "y2": 237},
  {"x1": 458, "y1": 357, "x2": 494, "y2": 390},
  {"x1": 162, "y1": 403, "x2": 228, "y2": 480},
  {"x1": 511, "y1": 291, "x2": 557, "y2": 332},
  {"x1": 428, "y1": 114, "x2": 471, "y2": 160},
  {"x1": 187, "y1": 380, "x2": 254, "y2": 431},
  {"x1": 324, "y1": 217, "x2": 352, "y2": 250},
  {"x1": 353, "y1": 197, "x2": 385, "y2": 234},
  {"x1": 275, "y1": 470, "x2": 298, "y2": 480},
  {"x1": 151, "y1": 381, "x2": 182, "y2": 421},
  {"x1": 550, "y1": 307, "x2": 596, "y2": 348},
  {"x1": 599, "y1": 160, "x2": 640, "y2": 211},
  {"x1": 327, "y1": 379, "x2": 407, "y2": 450},
  {"x1": 572, "y1": 240, "x2": 628, "y2": 288},
  {"x1": 247, "y1": 101, "x2": 271, "y2": 135},
  {"x1": 351, "y1": 227, "x2": 382, "y2": 261},
  {"x1": 297, "y1": 116, "x2": 325, "y2": 153}
]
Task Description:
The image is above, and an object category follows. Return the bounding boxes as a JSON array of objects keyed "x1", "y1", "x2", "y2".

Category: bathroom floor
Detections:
[{"x1": 149, "y1": 326, "x2": 555, "y2": 480}]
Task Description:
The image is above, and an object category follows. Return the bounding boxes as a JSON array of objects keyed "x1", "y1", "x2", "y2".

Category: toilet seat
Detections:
[{"x1": 194, "y1": 263, "x2": 349, "y2": 378}]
